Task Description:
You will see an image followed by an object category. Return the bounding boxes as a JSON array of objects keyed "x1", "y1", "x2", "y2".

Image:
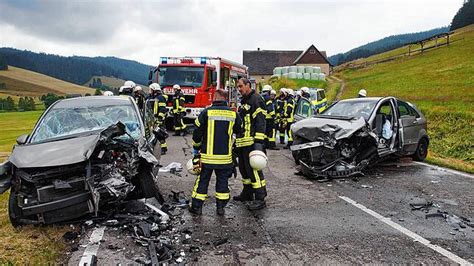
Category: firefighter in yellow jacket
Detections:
[
  {"x1": 189, "y1": 89, "x2": 242, "y2": 216},
  {"x1": 172, "y1": 84, "x2": 187, "y2": 136}
]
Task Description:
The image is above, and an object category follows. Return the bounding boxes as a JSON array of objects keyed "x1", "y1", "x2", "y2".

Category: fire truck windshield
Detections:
[{"x1": 159, "y1": 66, "x2": 204, "y2": 87}]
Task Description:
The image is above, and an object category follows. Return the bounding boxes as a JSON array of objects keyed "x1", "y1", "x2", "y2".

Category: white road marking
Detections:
[
  {"x1": 412, "y1": 161, "x2": 474, "y2": 179},
  {"x1": 78, "y1": 226, "x2": 106, "y2": 266},
  {"x1": 339, "y1": 196, "x2": 472, "y2": 265}
]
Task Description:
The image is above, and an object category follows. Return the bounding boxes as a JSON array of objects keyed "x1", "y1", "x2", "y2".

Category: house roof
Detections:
[
  {"x1": 293, "y1": 44, "x2": 331, "y2": 66},
  {"x1": 243, "y1": 45, "x2": 330, "y2": 75},
  {"x1": 243, "y1": 50, "x2": 302, "y2": 75}
]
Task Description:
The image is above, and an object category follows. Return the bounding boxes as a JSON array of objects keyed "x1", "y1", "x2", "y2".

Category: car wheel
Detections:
[
  {"x1": 138, "y1": 167, "x2": 165, "y2": 204},
  {"x1": 292, "y1": 137, "x2": 304, "y2": 165},
  {"x1": 412, "y1": 137, "x2": 428, "y2": 161},
  {"x1": 8, "y1": 189, "x2": 23, "y2": 227}
]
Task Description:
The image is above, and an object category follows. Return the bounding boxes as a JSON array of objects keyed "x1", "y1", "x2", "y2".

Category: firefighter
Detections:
[
  {"x1": 172, "y1": 84, "x2": 187, "y2": 136},
  {"x1": 189, "y1": 89, "x2": 243, "y2": 216},
  {"x1": 261, "y1": 85, "x2": 278, "y2": 150},
  {"x1": 119, "y1": 80, "x2": 135, "y2": 96},
  {"x1": 358, "y1": 89, "x2": 367, "y2": 98},
  {"x1": 133, "y1": 85, "x2": 146, "y2": 113},
  {"x1": 234, "y1": 78, "x2": 267, "y2": 210},
  {"x1": 278, "y1": 88, "x2": 288, "y2": 145},
  {"x1": 283, "y1": 89, "x2": 295, "y2": 149},
  {"x1": 150, "y1": 83, "x2": 168, "y2": 155},
  {"x1": 301, "y1": 87, "x2": 311, "y2": 100}
]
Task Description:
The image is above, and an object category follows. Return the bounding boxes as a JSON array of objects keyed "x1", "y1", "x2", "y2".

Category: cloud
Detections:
[{"x1": 0, "y1": 0, "x2": 463, "y2": 65}]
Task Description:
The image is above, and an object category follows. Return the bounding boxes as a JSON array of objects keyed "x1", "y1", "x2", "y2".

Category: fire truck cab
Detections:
[{"x1": 148, "y1": 57, "x2": 249, "y2": 125}]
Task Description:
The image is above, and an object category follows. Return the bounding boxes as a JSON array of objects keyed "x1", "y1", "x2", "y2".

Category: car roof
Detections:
[
  {"x1": 53, "y1": 96, "x2": 133, "y2": 108},
  {"x1": 309, "y1": 88, "x2": 324, "y2": 92},
  {"x1": 337, "y1": 97, "x2": 383, "y2": 103}
]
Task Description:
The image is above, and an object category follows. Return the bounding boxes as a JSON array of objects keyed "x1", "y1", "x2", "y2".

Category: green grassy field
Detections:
[
  {"x1": 0, "y1": 111, "x2": 69, "y2": 264},
  {"x1": 337, "y1": 24, "x2": 474, "y2": 173}
]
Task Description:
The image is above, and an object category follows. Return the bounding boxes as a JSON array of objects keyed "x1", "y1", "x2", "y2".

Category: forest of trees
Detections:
[
  {"x1": 0, "y1": 48, "x2": 152, "y2": 85},
  {"x1": 0, "y1": 96, "x2": 35, "y2": 111},
  {"x1": 0, "y1": 54, "x2": 7, "y2": 70},
  {"x1": 450, "y1": 0, "x2": 474, "y2": 31},
  {"x1": 328, "y1": 27, "x2": 449, "y2": 66}
]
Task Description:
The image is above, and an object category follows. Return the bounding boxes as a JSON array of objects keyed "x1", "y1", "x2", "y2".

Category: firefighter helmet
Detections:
[
  {"x1": 249, "y1": 150, "x2": 268, "y2": 170},
  {"x1": 173, "y1": 84, "x2": 181, "y2": 90},
  {"x1": 262, "y1": 84, "x2": 272, "y2": 93},
  {"x1": 103, "y1": 91, "x2": 114, "y2": 96},
  {"x1": 358, "y1": 89, "x2": 367, "y2": 97},
  {"x1": 133, "y1": 85, "x2": 142, "y2": 92},
  {"x1": 123, "y1": 80, "x2": 136, "y2": 89},
  {"x1": 301, "y1": 87, "x2": 309, "y2": 94},
  {"x1": 149, "y1": 83, "x2": 162, "y2": 93},
  {"x1": 186, "y1": 159, "x2": 201, "y2": 175},
  {"x1": 270, "y1": 89, "x2": 276, "y2": 95}
]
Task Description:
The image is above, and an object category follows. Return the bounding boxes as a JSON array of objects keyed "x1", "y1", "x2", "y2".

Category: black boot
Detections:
[
  {"x1": 182, "y1": 130, "x2": 188, "y2": 136},
  {"x1": 248, "y1": 188, "x2": 267, "y2": 210},
  {"x1": 284, "y1": 141, "x2": 293, "y2": 149},
  {"x1": 173, "y1": 130, "x2": 181, "y2": 136},
  {"x1": 189, "y1": 199, "x2": 203, "y2": 215},
  {"x1": 216, "y1": 200, "x2": 228, "y2": 216},
  {"x1": 233, "y1": 184, "x2": 254, "y2": 202},
  {"x1": 161, "y1": 147, "x2": 167, "y2": 155}
]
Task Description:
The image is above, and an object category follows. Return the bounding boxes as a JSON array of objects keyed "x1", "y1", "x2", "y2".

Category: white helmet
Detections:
[
  {"x1": 149, "y1": 83, "x2": 162, "y2": 92},
  {"x1": 301, "y1": 87, "x2": 310, "y2": 94},
  {"x1": 249, "y1": 150, "x2": 268, "y2": 171},
  {"x1": 133, "y1": 85, "x2": 142, "y2": 92},
  {"x1": 103, "y1": 91, "x2": 114, "y2": 96},
  {"x1": 186, "y1": 159, "x2": 201, "y2": 175},
  {"x1": 280, "y1": 88, "x2": 287, "y2": 95},
  {"x1": 296, "y1": 90, "x2": 302, "y2": 97},
  {"x1": 262, "y1": 84, "x2": 272, "y2": 93},
  {"x1": 287, "y1": 89, "x2": 295, "y2": 96},
  {"x1": 173, "y1": 84, "x2": 181, "y2": 91},
  {"x1": 358, "y1": 89, "x2": 367, "y2": 97},
  {"x1": 123, "y1": 80, "x2": 136, "y2": 89},
  {"x1": 270, "y1": 89, "x2": 276, "y2": 96}
]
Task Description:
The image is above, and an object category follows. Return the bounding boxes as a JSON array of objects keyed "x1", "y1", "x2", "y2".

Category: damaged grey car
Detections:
[
  {"x1": 291, "y1": 97, "x2": 429, "y2": 178},
  {"x1": 0, "y1": 96, "x2": 164, "y2": 226}
]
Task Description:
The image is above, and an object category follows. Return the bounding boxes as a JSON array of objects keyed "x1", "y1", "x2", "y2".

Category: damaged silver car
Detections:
[
  {"x1": 0, "y1": 96, "x2": 164, "y2": 226},
  {"x1": 291, "y1": 97, "x2": 429, "y2": 178}
]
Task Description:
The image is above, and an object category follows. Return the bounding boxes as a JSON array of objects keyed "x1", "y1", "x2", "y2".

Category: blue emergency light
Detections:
[
  {"x1": 161, "y1": 57, "x2": 167, "y2": 64},
  {"x1": 200, "y1": 57, "x2": 207, "y2": 64}
]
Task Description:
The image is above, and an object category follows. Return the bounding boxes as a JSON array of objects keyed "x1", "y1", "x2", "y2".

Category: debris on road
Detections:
[
  {"x1": 409, "y1": 197, "x2": 433, "y2": 211},
  {"x1": 159, "y1": 162, "x2": 183, "y2": 175}
]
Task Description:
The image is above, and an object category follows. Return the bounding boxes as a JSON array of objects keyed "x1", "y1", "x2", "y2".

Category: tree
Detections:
[
  {"x1": 85, "y1": 93, "x2": 91, "y2": 96},
  {"x1": 450, "y1": 0, "x2": 474, "y2": 31},
  {"x1": 18, "y1": 97, "x2": 25, "y2": 111},
  {"x1": 4, "y1": 96, "x2": 15, "y2": 111},
  {"x1": 0, "y1": 54, "x2": 7, "y2": 70},
  {"x1": 94, "y1": 88, "x2": 102, "y2": 95},
  {"x1": 41, "y1": 93, "x2": 64, "y2": 108}
]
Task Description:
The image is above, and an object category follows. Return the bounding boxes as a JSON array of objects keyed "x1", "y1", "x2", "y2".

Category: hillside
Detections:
[
  {"x1": 336, "y1": 24, "x2": 474, "y2": 172},
  {"x1": 0, "y1": 48, "x2": 153, "y2": 86},
  {"x1": 0, "y1": 66, "x2": 94, "y2": 97},
  {"x1": 329, "y1": 27, "x2": 449, "y2": 66}
]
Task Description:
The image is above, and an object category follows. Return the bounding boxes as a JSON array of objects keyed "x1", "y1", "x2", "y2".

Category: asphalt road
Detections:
[{"x1": 68, "y1": 135, "x2": 474, "y2": 264}]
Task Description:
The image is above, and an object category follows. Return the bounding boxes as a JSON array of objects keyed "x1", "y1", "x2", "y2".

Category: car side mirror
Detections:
[
  {"x1": 16, "y1": 134, "x2": 28, "y2": 145},
  {"x1": 148, "y1": 70, "x2": 153, "y2": 81}
]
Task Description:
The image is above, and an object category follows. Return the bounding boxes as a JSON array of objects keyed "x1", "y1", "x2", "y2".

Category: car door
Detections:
[
  {"x1": 294, "y1": 98, "x2": 313, "y2": 122},
  {"x1": 397, "y1": 100, "x2": 419, "y2": 152}
]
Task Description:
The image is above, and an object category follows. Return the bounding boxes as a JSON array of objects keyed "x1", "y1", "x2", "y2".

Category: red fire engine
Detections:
[{"x1": 148, "y1": 56, "x2": 249, "y2": 124}]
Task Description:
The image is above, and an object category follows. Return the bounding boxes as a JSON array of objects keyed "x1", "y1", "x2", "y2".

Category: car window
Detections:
[
  {"x1": 397, "y1": 101, "x2": 411, "y2": 116},
  {"x1": 322, "y1": 100, "x2": 376, "y2": 120},
  {"x1": 296, "y1": 99, "x2": 312, "y2": 118},
  {"x1": 31, "y1": 104, "x2": 141, "y2": 143},
  {"x1": 407, "y1": 103, "x2": 421, "y2": 118},
  {"x1": 319, "y1": 91, "x2": 326, "y2": 100}
]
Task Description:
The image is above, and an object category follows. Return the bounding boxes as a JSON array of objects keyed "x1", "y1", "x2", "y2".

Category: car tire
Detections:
[
  {"x1": 138, "y1": 168, "x2": 165, "y2": 204},
  {"x1": 8, "y1": 189, "x2": 22, "y2": 227},
  {"x1": 412, "y1": 137, "x2": 428, "y2": 161},
  {"x1": 292, "y1": 137, "x2": 304, "y2": 165}
]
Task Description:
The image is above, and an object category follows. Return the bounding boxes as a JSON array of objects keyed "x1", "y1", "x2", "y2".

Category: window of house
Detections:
[{"x1": 310, "y1": 49, "x2": 316, "y2": 54}]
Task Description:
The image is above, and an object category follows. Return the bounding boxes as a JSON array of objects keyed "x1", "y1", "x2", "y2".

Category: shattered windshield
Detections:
[
  {"x1": 322, "y1": 100, "x2": 377, "y2": 120},
  {"x1": 159, "y1": 67, "x2": 204, "y2": 87},
  {"x1": 31, "y1": 104, "x2": 141, "y2": 143}
]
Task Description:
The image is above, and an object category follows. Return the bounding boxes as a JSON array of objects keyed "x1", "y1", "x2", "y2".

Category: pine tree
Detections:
[{"x1": 451, "y1": 0, "x2": 474, "y2": 30}]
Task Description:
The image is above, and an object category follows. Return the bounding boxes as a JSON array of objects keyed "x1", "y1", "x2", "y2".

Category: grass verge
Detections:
[{"x1": 0, "y1": 111, "x2": 69, "y2": 263}]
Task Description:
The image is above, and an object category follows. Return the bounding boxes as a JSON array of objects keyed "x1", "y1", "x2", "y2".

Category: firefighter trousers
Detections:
[
  {"x1": 287, "y1": 121, "x2": 294, "y2": 144},
  {"x1": 191, "y1": 165, "x2": 232, "y2": 208},
  {"x1": 173, "y1": 112, "x2": 186, "y2": 132},
  {"x1": 238, "y1": 145, "x2": 267, "y2": 200},
  {"x1": 279, "y1": 120, "x2": 287, "y2": 144},
  {"x1": 265, "y1": 119, "x2": 276, "y2": 148}
]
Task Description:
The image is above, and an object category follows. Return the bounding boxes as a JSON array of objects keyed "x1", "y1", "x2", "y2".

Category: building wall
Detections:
[{"x1": 295, "y1": 63, "x2": 330, "y2": 75}]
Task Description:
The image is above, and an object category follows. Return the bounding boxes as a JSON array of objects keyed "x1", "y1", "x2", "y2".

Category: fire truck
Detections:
[{"x1": 148, "y1": 56, "x2": 250, "y2": 126}]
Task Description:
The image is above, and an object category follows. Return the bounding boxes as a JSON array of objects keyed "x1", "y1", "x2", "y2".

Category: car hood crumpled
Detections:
[
  {"x1": 8, "y1": 135, "x2": 101, "y2": 168},
  {"x1": 291, "y1": 116, "x2": 368, "y2": 142}
]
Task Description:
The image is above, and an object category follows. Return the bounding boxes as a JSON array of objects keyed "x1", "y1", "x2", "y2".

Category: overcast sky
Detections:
[{"x1": 0, "y1": 0, "x2": 463, "y2": 66}]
